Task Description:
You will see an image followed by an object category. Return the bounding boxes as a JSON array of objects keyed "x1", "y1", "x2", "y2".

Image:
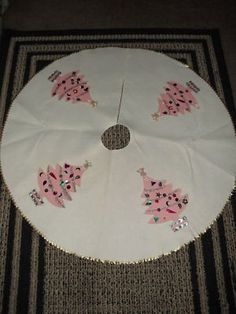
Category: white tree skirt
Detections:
[{"x1": 1, "y1": 48, "x2": 235, "y2": 262}]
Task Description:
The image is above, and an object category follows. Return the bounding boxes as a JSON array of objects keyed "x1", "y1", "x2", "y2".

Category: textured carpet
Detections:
[{"x1": 0, "y1": 29, "x2": 235, "y2": 314}]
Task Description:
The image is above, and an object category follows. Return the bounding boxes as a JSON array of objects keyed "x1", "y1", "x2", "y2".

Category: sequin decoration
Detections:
[
  {"x1": 152, "y1": 81, "x2": 199, "y2": 120},
  {"x1": 137, "y1": 168, "x2": 189, "y2": 231},
  {"x1": 30, "y1": 161, "x2": 91, "y2": 208},
  {"x1": 171, "y1": 216, "x2": 189, "y2": 232},
  {"x1": 49, "y1": 70, "x2": 97, "y2": 107}
]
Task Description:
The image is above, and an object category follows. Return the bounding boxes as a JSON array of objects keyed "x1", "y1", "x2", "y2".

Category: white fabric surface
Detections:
[{"x1": 1, "y1": 48, "x2": 235, "y2": 262}]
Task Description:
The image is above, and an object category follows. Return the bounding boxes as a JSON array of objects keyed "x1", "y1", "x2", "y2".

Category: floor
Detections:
[{"x1": 2, "y1": 0, "x2": 236, "y2": 104}]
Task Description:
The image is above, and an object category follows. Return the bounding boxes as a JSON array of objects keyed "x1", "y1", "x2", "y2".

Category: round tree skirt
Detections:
[{"x1": 1, "y1": 48, "x2": 236, "y2": 263}]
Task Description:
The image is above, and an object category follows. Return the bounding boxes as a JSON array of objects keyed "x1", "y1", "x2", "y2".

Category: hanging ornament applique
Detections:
[
  {"x1": 137, "y1": 168, "x2": 189, "y2": 231},
  {"x1": 152, "y1": 81, "x2": 199, "y2": 120},
  {"x1": 48, "y1": 70, "x2": 97, "y2": 107},
  {"x1": 29, "y1": 160, "x2": 91, "y2": 208}
]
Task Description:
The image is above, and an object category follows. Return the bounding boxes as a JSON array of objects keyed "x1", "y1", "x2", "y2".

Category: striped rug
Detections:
[{"x1": 0, "y1": 29, "x2": 235, "y2": 314}]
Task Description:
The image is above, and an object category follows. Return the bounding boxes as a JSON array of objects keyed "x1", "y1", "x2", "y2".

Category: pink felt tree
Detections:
[
  {"x1": 152, "y1": 81, "x2": 199, "y2": 120},
  {"x1": 138, "y1": 168, "x2": 189, "y2": 230},
  {"x1": 49, "y1": 70, "x2": 97, "y2": 107},
  {"x1": 30, "y1": 161, "x2": 91, "y2": 208}
]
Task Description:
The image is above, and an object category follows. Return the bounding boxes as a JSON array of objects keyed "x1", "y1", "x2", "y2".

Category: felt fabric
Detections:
[{"x1": 1, "y1": 47, "x2": 235, "y2": 262}]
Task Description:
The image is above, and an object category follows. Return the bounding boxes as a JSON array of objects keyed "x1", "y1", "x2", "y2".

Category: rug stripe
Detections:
[
  {"x1": 8, "y1": 210, "x2": 22, "y2": 314},
  {"x1": 194, "y1": 239, "x2": 209, "y2": 313},
  {"x1": 188, "y1": 243, "x2": 201, "y2": 313},
  {"x1": 28, "y1": 232, "x2": 40, "y2": 314},
  {"x1": 232, "y1": 192, "x2": 236, "y2": 225},
  {"x1": 0, "y1": 30, "x2": 11, "y2": 100},
  {"x1": 1, "y1": 202, "x2": 16, "y2": 314},
  {"x1": 16, "y1": 219, "x2": 33, "y2": 314},
  {"x1": 0, "y1": 185, "x2": 10, "y2": 314},
  {"x1": 0, "y1": 38, "x2": 17, "y2": 126},
  {"x1": 188, "y1": 50, "x2": 199, "y2": 74},
  {"x1": 2, "y1": 39, "x2": 21, "y2": 121},
  {"x1": 36, "y1": 237, "x2": 45, "y2": 314},
  {"x1": 6, "y1": 37, "x2": 217, "y2": 46},
  {"x1": 201, "y1": 40, "x2": 217, "y2": 89},
  {"x1": 217, "y1": 215, "x2": 236, "y2": 311},
  {"x1": 211, "y1": 30, "x2": 236, "y2": 127},
  {"x1": 201, "y1": 230, "x2": 221, "y2": 313},
  {"x1": 211, "y1": 222, "x2": 229, "y2": 311},
  {"x1": 222, "y1": 201, "x2": 236, "y2": 304}
]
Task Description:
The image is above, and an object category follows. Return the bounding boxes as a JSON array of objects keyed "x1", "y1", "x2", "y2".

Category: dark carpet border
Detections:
[{"x1": 1, "y1": 27, "x2": 222, "y2": 37}]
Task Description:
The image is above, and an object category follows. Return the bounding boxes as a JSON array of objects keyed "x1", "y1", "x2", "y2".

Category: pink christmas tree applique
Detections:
[
  {"x1": 137, "y1": 168, "x2": 189, "y2": 231},
  {"x1": 29, "y1": 160, "x2": 91, "y2": 208},
  {"x1": 48, "y1": 70, "x2": 97, "y2": 107},
  {"x1": 152, "y1": 81, "x2": 199, "y2": 120}
]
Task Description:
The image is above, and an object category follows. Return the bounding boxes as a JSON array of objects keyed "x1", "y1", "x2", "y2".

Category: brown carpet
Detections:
[{"x1": 0, "y1": 29, "x2": 235, "y2": 314}]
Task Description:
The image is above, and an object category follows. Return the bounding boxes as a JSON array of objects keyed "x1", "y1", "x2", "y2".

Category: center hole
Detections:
[{"x1": 101, "y1": 124, "x2": 130, "y2": 150}]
